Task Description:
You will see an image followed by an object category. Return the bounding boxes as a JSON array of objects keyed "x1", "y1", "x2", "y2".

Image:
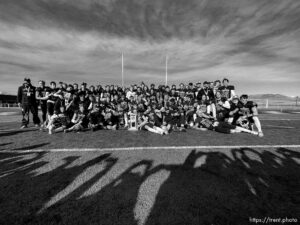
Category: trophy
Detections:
[{"x1": 128, "y1": 111, "x2": 138, "y2": 131}]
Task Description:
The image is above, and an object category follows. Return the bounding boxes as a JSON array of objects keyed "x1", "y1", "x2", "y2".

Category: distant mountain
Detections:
[
  {"x1": 0, "y1": 91, "x2": 11, "y2": 95},
  {"x1": 249, "y1": 94, "x2": 297, "y2": 100},
  {"x1": 0, "y1": 91, "x2": 14, "y2": 95}
]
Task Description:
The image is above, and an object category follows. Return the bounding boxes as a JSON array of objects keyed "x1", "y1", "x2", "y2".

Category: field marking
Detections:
[
  {"x1": 263, "y1": 111, "x2": 286, "y2": 114},
  {"x1": 260, "y1": 119, "x2": 300, "y2": 121},
  {"x1": 263, "y1": 125, "x2": 295, "y2": 129},
  {"x1": 1, "y1": 145, "x2": 300, "y2": 153}
]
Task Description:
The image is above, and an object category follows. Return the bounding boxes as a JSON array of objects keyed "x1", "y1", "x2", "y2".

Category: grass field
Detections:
[{"x1": 0, "y1": 111, "x2": 299, "y2": 225}]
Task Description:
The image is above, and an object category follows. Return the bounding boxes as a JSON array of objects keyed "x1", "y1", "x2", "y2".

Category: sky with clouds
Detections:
[{"x1": 0, "y1": 0, "x2": 299, "y2": 95}]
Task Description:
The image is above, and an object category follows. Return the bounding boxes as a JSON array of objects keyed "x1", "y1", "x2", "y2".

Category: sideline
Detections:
[{"x1": 1, "y1": 145, "x2": 300, "y2": 153}]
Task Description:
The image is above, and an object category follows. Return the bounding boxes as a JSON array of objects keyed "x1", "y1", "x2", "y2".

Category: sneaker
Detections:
[
  {"x1": 35, "y1": 124, "x2": 40, "y2": 128},
  {"x1": 20, "y1": 125, "x2": 27, "y2": 129},
  {"x1": 258, "y1": 131, "x2": 264, "y2": 137}
]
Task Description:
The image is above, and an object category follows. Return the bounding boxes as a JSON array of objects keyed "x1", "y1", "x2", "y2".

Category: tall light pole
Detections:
[
  {"x1": 121, "y1": 53, "x2": 124, "y2": 87},
  {"x1": 165, "y1": 55, "x2": 168, "y2": 86}
]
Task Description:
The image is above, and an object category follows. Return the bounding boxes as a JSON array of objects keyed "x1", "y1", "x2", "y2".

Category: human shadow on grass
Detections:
[
  {"x1": 34, "y1": 160, "x2": 162, "y2": 225},
  {"x1": 28, "y1": 148, "x2": 300, "y2": 225},
  {"x1": 0, "y1": 142, "x2": 49, "y2": 151},
  {"x1": 13, "y1": 142, "x2": 50, "y2": 150},
  {"x1": 0, "y1": 129, "x2": 34, "y2": 137},
  {"x1": 0, "y1": 142, "x2": 12, "y2": 147},
  {"x1": 145, "y1": 148, "x2": 300, "y2": 225},
  {"x1": 0, "y1": 151, "x2": 47, "y2": 174},
  {"x1": 0, "y1": 152, "x2": 116, "y2": 225},
  {"x1": 0, "y1": 148, "x2": 299, "y2": 225},
  {"x1": 0, "y1": 142, "x2": 12, "y2": 150}
]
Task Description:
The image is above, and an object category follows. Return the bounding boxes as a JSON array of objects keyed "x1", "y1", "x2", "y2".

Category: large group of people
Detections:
[{"x1": 17, "y1": 77, "x2": 264, "y2": 137}]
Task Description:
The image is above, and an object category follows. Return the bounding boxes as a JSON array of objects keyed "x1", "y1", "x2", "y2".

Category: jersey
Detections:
[
  {"x1": 90, "y1": 102, "x2": 101, "y2": 113},
  {"x1": 185, "y1": 88, "x2": 195, "y2": 99},
  {"x1": 150, "y1": 115, "x2": 162, "y2": 127},
  {"x1": 177, "y1": 88, "x2": 186, "y2": 99},
  {"x1": 51, "y1": 113, "x2": 70, "y2": 127},
  {"x1": 169, "y1": 90, "x2": 178, "y2": 100},
  {"x1": 215, "y1": 97, "x2": 230, "y2": 112},
  {"x1": 64, "y1": 92, "x2": 74, "y2": 104},
  {"x1": 36, "y1": 86, "x2": 48, "y2": 104},
  {"x1": 73, "y1": 111, "x2": 89, "y2": 127},
  {"x1": 198, "y1": 88, "x2": 214, "y2": 101},
  {"x1": 102, "y1": 90, "x2": 111, "y2": 99},
  {"x1": 17, "y1": 85, "x2": 37, "y2": 105},
  {"x1": 88, "y1": 90, "x2": 98, "y2": 96},
  {"x1": 47, "y1": 87, "x2": 59, "y2": 102},
  {"x1": 78, "y1": 90, "x2": 89, "y2": 98},
  {"x1": 110, "y1": 89, "x2": 118, "y2": 97},
  {"x1": 237, "y1": 101, "x2": 257, "y2": 116},
  {"x1": 229, "y1": 101, "x2": 239, "y2": 111},
  {"x1": 218, "y1": 85, "x2": 235, "y2": 100}
]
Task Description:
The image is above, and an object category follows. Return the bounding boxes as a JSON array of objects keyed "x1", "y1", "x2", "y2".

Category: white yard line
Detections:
[
  {"x1": 260, "y1": 119, "x2": 300, "y2": 121},
  {"x1": 263, "y1": 125, "x2": 295, "y2": 129},
  {"x1": 1, "y1": 145, "x2": 300, "y2": 153}
]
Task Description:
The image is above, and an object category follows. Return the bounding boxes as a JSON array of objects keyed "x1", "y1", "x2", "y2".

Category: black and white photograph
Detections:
[{"x1": 0, "y1": 0, "x2": 299, "y2": 224}]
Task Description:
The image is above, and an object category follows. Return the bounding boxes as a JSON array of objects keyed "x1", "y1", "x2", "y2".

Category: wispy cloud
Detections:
[{"x1": 0, "y1": 0, "x2": 299, "y2": 95}]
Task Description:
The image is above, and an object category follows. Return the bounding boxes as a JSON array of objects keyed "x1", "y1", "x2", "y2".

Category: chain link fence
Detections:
[
  {"x1": 0, "y1": 103, "x2": 19, "y2": 108},
  {"x1": 251, "y1": 98, "x2": 300, "y2": 112}
]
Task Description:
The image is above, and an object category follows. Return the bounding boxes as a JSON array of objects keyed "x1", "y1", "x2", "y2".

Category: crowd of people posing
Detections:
[{"x1": 17, "y1": 77, "x2": 264, "y2": 137}]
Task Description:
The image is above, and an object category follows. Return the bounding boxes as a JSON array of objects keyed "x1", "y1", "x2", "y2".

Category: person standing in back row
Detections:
[
  {"x1": 218, "y1": 78, "x2": 236, "y2": 101},
  {"x1": 17, "y1": 78, "x2": 40, "y2": 128},
  {"x1": 36, "y1": 80, "x2": 48, "y2": 128}
]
